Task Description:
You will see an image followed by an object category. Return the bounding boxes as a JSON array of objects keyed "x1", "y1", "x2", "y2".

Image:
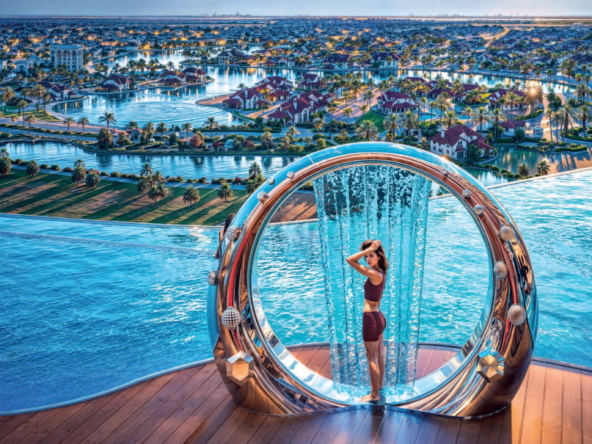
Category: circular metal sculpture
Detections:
[{"x1": 207, "y1": 142, "x2": 537, "y2": 418}]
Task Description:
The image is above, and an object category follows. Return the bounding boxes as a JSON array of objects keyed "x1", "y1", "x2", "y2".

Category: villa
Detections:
[
  {"x1": 376, "y1": 91, "x2": 418, "y2": 114},
  {"x1": 428, "y1": 124, "x2": 494, "y2": 160},
  {"x1": 370, "y1": 52, "x2": 400, "y2": 69},
  {"x1": 489, "y1": 88, "x2": 527, "y2": 110},
  {"x1": 298, "y1": 73, "x2": 323, "y2": 90},
  {"x1": 101, "y1": 74, "x2": 132, "y2": 92},
  {"x1": 267, "y1": 90, "x2": 333, "y2": 124},
  {"x1": 161, "y1": 70, "x2": 187, "y2": 85},
  {"x1": 37, "y1": 81, "x2": 77, "y2": 100},
  {"x1": 182, "y1": 67, "x2": 207, "y2": 83},
  {"x1": 501, "y1": 119, "x2": 529, "y2": 136},
  {"x1": 223, "y1": 87, "x2": 268, "y2": 109}
]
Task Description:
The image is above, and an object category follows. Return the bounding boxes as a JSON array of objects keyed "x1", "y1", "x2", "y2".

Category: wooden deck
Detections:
[{"x1": 1, "y1": 345, "x2": 591, "y2": 444}]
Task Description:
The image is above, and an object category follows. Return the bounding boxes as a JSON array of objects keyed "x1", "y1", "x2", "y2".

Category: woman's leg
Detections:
[
  {"x1": 361, "y1": 340, "x2": 381, "y2": 402},
  {"x1": 377, "y1": 333, "x2": 385, "y2": 389}
]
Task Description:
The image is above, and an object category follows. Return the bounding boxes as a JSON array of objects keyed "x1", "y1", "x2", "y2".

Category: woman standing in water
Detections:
[{"x1": 346, "y1": 239, "x2": 388, "y2": 402}]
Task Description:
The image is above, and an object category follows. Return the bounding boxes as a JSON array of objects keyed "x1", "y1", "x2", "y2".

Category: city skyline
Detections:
[{"x1": 1, "y1": 0, "x2": 591, "y2": 18}]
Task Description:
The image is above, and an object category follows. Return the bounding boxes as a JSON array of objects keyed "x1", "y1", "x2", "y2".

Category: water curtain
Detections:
[{"x1": 313, "y1": 165, "x2": 431, "y2": 397}]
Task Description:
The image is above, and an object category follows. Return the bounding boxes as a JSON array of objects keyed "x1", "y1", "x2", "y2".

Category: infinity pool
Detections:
[{"x1": 1, "y1": 168, "x2": 591, "y2": 413}]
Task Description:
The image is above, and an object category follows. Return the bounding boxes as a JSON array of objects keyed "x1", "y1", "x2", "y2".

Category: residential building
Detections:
[
  {"x1": 50, "y1": 44, "x2": 84, "y2": 71},
  {"x1": 428, "y1": 125, "x2": 493, "y2": 160}
]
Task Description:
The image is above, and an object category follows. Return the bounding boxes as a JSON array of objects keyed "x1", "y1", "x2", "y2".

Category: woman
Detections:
[
  {"x1": 214, "y1": 213, "x2": 235, "y2": 259},
  {"x1": 346, "y1": 239, "x2": 388, "y2": 402}
]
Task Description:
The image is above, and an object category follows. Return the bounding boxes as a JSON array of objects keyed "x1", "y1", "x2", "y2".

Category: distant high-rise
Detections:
[{"x1": 50, "y1": 44, "x2": 84, "y2": 71}]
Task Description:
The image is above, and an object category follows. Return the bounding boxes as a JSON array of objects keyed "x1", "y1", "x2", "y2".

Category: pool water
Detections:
[{"x1": 1, "y1": 168, "x2": 591, "y2": 413}]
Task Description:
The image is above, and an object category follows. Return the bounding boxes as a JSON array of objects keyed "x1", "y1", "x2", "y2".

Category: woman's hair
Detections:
[
  {"x1": 361, "y1": 239, "x2": 389, "y2": 274},
  {"x1": 222, "y1": 213, "x2": 235, "y2": 234}
]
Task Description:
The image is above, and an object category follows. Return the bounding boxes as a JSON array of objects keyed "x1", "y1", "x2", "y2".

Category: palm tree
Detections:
[
  {"x1": 260, "y1": 131, "x2": 274, "y2": 150},
  {"x1": 23, "y1": 115, "x2": 36, "y2": 134},
  {"x1": 442, "y1": 110, "x2": 458, "y2": 129},
  {"x1": 157, "y1": 122, "x2": 168, "y2": 140},
  {"x1": 204, "y1": 117, "x2": 219, "y2": 131},
  {"x1": 469, "y1": 106, "x2": 492, "y2": 133},
  {"x1": 285, "y1": 126, "x2": 300, "y2": 144},
  {"x1": 182, "y1": 185, "x2": 200, "y2": 208},
  {"x1": 343, "y1": 107, "x2": 353, "y2": 119},
  {"x1": 77, "y1": 117, "x2": 89, "y2": 132},
  {"x1": 556, "y1": 107, "x2": 573, "y2": 137},
  {"x1": 26, "y1": 160, "x2": 40, "y2": 177},
  {"x1": 217, "y1": 181, "x2": 233, "y2": 203},
  {"x1": 355, "y1": 120, "x2": 379, "y2": 141},
  {"x1": 126, "y1": 120, "x2": 138, "y2": 130},
  {"x1": 383, "y1": 114, "x2": 400, "y2": 142},
  {"x1": 363, "y1": 89, "x2": 374, "y2": 108},
  {"x1": 490, "y1": 108, "x2": 507, "y2": 141},
  {"x1": 14, "y1": 99, "x2": 28, "y2": 119},
  {"x1": 536, "y1": 159, "x2": 550, "y2": 175},
  {"x1": 312, "y1": 117, "x2": 324, "y2": 132},
  {"x1": 140, "y1": 163, "x2": 153, "y2": 177},
  {"x1": 1, "y1": 87, "x2": 15, "y2": 113},
  {"x1": 433, "y1": 94, "x2": 453, "y2": 128},
  {"x1": 518, "y1": 163, "x2": 529, "y2": 178},
  {"x1": 71, "y1": 166, "x2": 86, "y2": 184},
  {"x1": 181, "y1": 122, "x2": 193, "y2": 139},
  {"x1": 249, "y1": 161, "x2": 262, "y2": 178},
  {"x1": 0, "y1": 157, "x2": 11, "y2": 176},
  {"x1": 147, "y1": 182, "x2": 169, "y2": 206},
  {"x1": 575, "y1": 104, "x2": 590, "y2": 138},
  {"x1": 97, "y1": 128, "x2": 113, "y2": 149},
  {"x1": 136, "y1": 176, "x2": 152, "y2": 195},
  {"x1": 75, "y1": 159, "x2": 86, "y2": 169},
  {"x1": 85, "y1": 172, "x2": 100, "y2": 189},
  {"x1": 400, "y1": 110, "x2": 420, "y2": 136},
  {"x1": 99, "y1": 112, "x2": 116, "y2": 130},
  {"x1": 63, "y1": 117, "x2": 75, "y2": 132}
]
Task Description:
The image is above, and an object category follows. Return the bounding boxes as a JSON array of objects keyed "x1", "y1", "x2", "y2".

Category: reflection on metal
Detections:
[
  {"x1": 477, "y1": 347, "x2": 505, "y2": 382},
  {"x1": 500, "y1": 226, "x2": 516, "y2": 242},
  {"x1": 474, "y1": 205, "x2": 484, "y2": 216},
  {"x1": 462, "y1": 189, "x2": 472, "y2": 199},
  {"x1": 207, "y1": 270, "x2": 218, "y2": 286},
  {"x1": 257, "y1": 191, "x2": 269, "y2": 202},
  {"x1": 207, "y1": 142, "x2": 537, "y2": 418},
  {"x1": 226, "y1": 352, "x2": 254, "y2": 386}
]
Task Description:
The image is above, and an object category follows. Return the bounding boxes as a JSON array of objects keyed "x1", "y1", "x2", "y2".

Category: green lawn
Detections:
[
  {"x1": 0, "y1": 169, "x2": 244, "y2": 226},
  {"x1": 357, "y1": 111, "x2": 385, "y2": 132},
  {"x1": 0, "y1": 109, "x2": 61, "y2": 122}
]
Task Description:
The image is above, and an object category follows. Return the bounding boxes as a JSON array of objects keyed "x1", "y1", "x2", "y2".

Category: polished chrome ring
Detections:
[{"x1": 208, "y1": 142, "x2": 537, "y2": 417}]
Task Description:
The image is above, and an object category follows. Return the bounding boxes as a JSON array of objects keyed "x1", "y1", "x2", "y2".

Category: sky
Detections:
[{"x1": 0, "y1": 0, "x2": 591, "y2": 18}]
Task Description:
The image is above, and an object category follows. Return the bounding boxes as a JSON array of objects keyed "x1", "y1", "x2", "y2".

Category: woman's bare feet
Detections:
[{"x1": 360, "y1": 393, "x2": 380, "y2": 403}]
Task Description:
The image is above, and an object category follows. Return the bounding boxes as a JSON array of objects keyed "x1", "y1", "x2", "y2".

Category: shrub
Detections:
[
  {"x1": 199, "y1": 177, "x2": 208, "y2": 183},
  {"x1": 63, "y1": 167, "x2": 74, "y2": 172},
  {"x1": 40, "y1": 163, "x2": 49, "y2": 169},
  {"x1": 110, "y1": 172, "x2": 122, "y2": 177},
  {"x1": 50, "y1": 165, "x2": 61, "y2": 171},
  {"x1": 100, "y1": 171, "x2": 109, "y2": 176}
]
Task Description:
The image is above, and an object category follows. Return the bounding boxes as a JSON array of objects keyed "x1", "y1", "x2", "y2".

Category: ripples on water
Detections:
[{"x1": 0, "y1": 169, "x2": 591, "y2": 412}]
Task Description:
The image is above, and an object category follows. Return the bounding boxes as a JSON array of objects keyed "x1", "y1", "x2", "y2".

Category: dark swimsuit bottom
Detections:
[{"x1": 362, "y1": 271, "x2": 386, "y2": 342}]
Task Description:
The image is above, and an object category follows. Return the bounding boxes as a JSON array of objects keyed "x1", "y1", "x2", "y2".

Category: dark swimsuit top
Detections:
[{"x1": 364, "y1": 271, "x2": 385, "y2": 303}]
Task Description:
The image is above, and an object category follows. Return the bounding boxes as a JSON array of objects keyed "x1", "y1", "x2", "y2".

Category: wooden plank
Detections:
[
  {"x1": 77, "y1": 371, "x2": 178, "y2": 443},
  {"x1": 246, "y1": 415, "x2": 287, "y2": 443},
  {"x1": 582, "y1": 371, "x2": 592, "y2": 444},
  {"x1": 311, "y1": 410, "x2": 350, "y2": 444},
  {"x1": 436, "y1": 416, "x2": 462, "y2": 443},
  {"x1": 541, "y1": 365, "x2": 564, "y2": 444},
  {"x1": 225, "y1": 411, "x2": 268, "y2": 444},
  {"x1": 265, "y1": 414, "x2": 324, "y2": 443},
  {"x1": 349, "y1": 408, "x2": 386, "y2": 443},
  {"x1": 456, "y1": 418, "x2": 482, "y2": 444},
  {"x1": 145, "y1": 371, "x2": 228, "y2": 444},
  {"x1": 100, "y1": 366, "x2": 205, "y2": 444},
  {"x1": 518, "y1": 363, "x2": 546, "y2": 444},
  {"x1": 50, "y1": 379, "x2": 148, "y2": 444},
  {"x1": 370, "y1": 410, "x2": 408, "y2": 443},
  {"x1": 498, "y1": 362, "x2": 531, "y2": 443},
  {"x1": 329, "y1": 409, "x2": 368, "y2": 443},
  {"x1": 291, "y1": 346, "x2": 321, "y2": 367},
  {"x1": 0, "y1": 406, "x2": 67, "y2": 444},
  {"x1": 411, "y1": 413, "x2": 443, "y2": 444},
  {"x1": 33, "y1": 391, "x2": 116, "y2": 444},
  {"x1": 286, "y1": 412, "x2": 329, "y2": 443},
  {"x1": 475, "y1": 410, "x2": 504, "y2": 444},
  {"x1": 0, "y1": 413, "x2": 37, "y2": 441},
  {"x1": 306, "y1": 347, "x2": 332, "y2": 377},
  {"x1": 118, "y1": 365, "x2": 217, "y2": 444},
  {"x1": 561, "y1": 368, "x2": 582, "y2": 444},
  {"x1": 18, "y1": 403, "x2": 88, "y2": 444},
  {"x1": 391, "y1": 411, "x2": 424, "y2": 443},
  {"x1": 203, "y1": 398, "x2": 254, "y2": 443},
  {"x1": 183, "y1": 389, "x2": 239, "y2": 444}
]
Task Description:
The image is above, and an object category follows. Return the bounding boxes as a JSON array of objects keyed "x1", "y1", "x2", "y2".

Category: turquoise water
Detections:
[
  {"x1": 4, "y1": 141, "x2": 296, "y2": 180},
  {"x1": 1, "y1": 169, "x2": 591, "y2": 413}
]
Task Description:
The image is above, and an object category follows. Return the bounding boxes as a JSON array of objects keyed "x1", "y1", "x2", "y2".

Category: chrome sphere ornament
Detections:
[
  {"x1": 208, "y1": 142, "x2": 537, "y2": 418},
  {"x1": 494, "y1": 261, "x2": 508, "y2": 279},
  {"x1": 507, "y1": 304, "x2": 527, "y2": 326},
  {"x1": 257, "y1": 191, "x2": 269, "y2": 202},
  {"x1": 207, "y1": 270, "x2": 218, "y2": 286},
  {"x1": 477, "y1": 347, "x2": 505, "y2": 382},
  {"x1": 268, "y1": 178, "x2": 275, "y2": 185},
  {"x1": 221, "y1": 307, "x2": 242, "y2": 330},
  {"x1": 499, "y1": 226, "x2": 516, "y2": 242}
]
